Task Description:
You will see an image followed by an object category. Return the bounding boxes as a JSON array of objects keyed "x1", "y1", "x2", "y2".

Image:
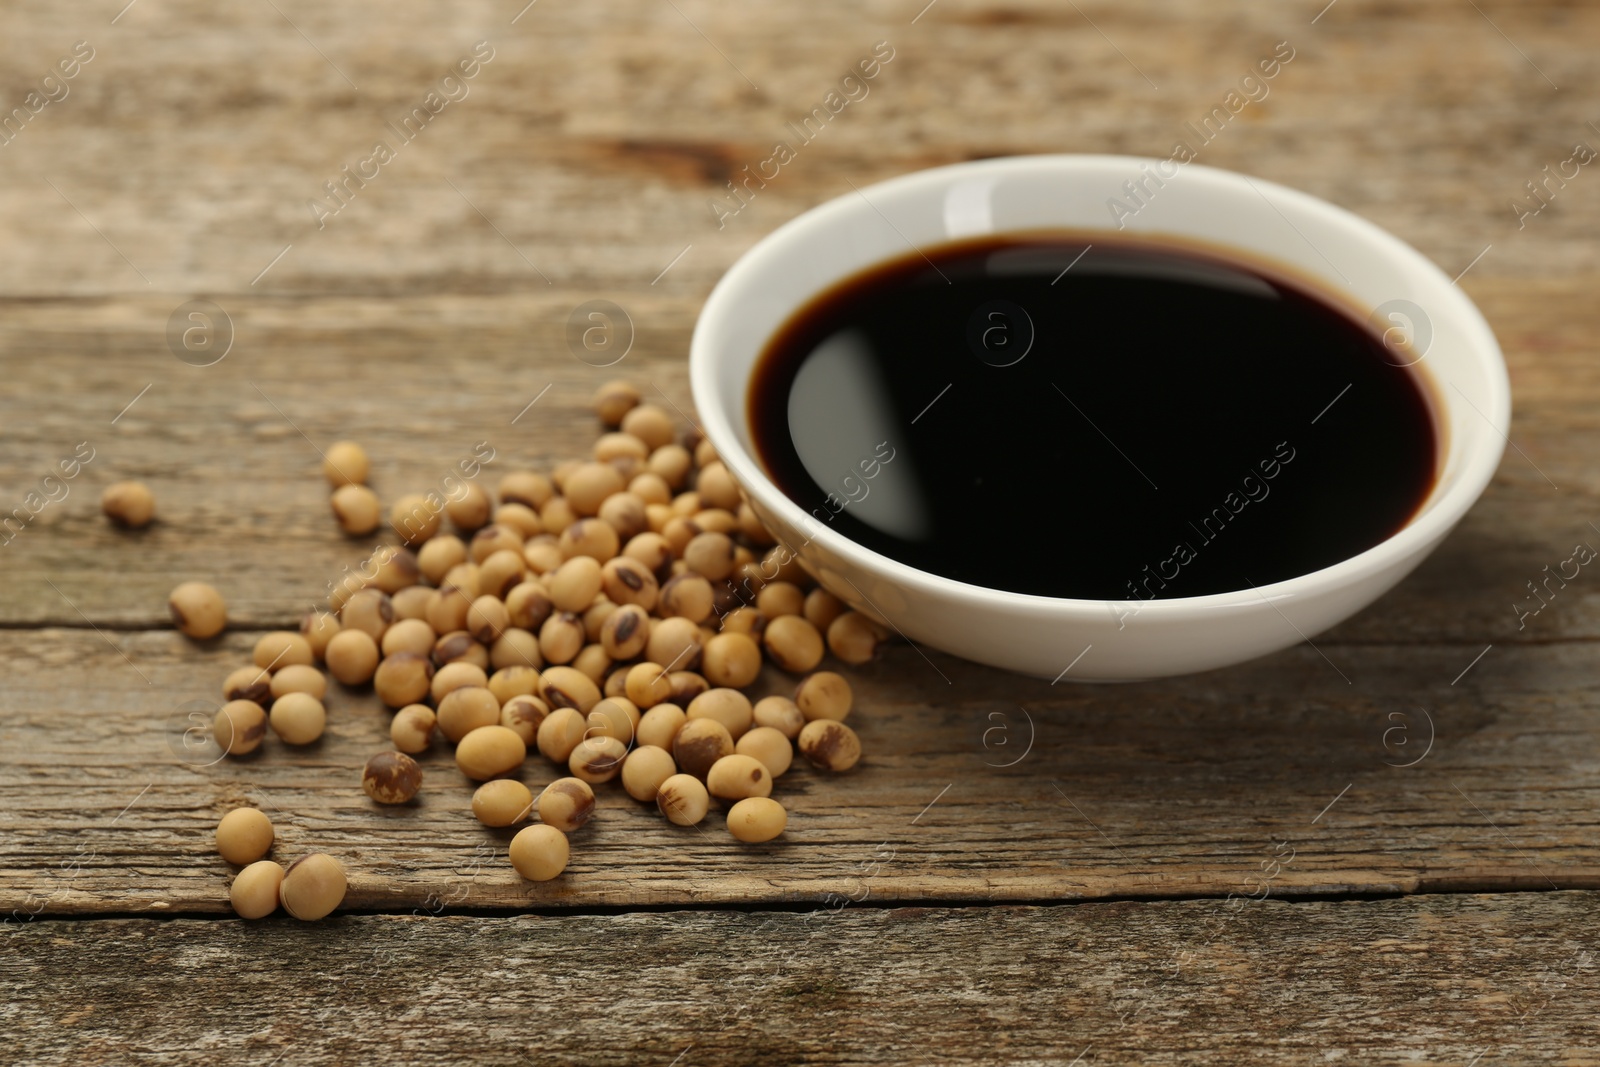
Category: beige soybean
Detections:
[
  {"x1": 279, "y1": 853, "x2": 347, "y2": 921},
  {"x1": 673, "y1": 718, "x2": 733, "y2": 779},
  {"x1": 467, "y1": 595, "x2": 511, "y2": 644},
  {"x1": 500, "y1": 693, "x2": 549, "y2": 745},
  {"x1": 539, "y1": 495, "x2": 578, "y2": 536},
  {"x1": 488, "y1": 665, "x2": 542, "y2": 706},
  {"x1": 391, "y1": 493, "x2": 442, "y2": 546},
  {"x1": 560, "y1": 517, "x2": 620, "y2": 562},
  {"x1": 624, "y1": 662, "x2": 674, "y2": 709},
  {"x1": 593, "y1": 380, "x2": 641, "y2": 427},
  {"x1": 646, "y1": 616, "x2": 704, "y2": 671},
  {"x1": 540, "y1": 665, "x2": 601, "y2": 713},
  {"x1": 736, "y1": 727, "x2": 794, "y2": 778},
  {"x1": 341, "y1": 588, "x2": 394, "y2": 642},
  {"x1": 572, "y1": 643, "x2": 612, "y2": 686},
  {"x1": 700, "y1": 632, "x2": 761, "y2": 689},
  {"x1": 437, "y1": 686, "x2": 501, "y2": 743},
  {"x1": 802, "y1": 589, "x2": 847, "y2": 631},
  {"x1": 269, "y1": 664, "x2": 327, "y2": 701},
  {"x1": 500, "y1": 470, "x2": 555, "y2": 509},
  {"x1": 656, "y1": 773, "x2": 710, "y2": 826},
  {"x1": 380, "y1": 617, "x2": 437, "y2": 658},
  {"x1": 799, "y1": 719, "x2": 862, "y2": 772},
  {"x1": 214, "y1": 699, "x2": 268, "y2": 757},
  {"x1": 418, "y1": 535, "x2": 468, "y2": 585},
  {"x1": 763, "y1": 615, "x2": 824, "y2": 673},
  {"x1": 600, "y1": 603, "x2": 650, "y2": 660},
  {"x1": 668, "y1": 670, "x2": 710, "y2": 706},
  {"x1": 687, "y1": 688, "x2": 753, "y2": 739},
  {"x1": 620, "y1": 404, "x2": 675, "y2": 450},
  {"x1": 727, "y1": 797, "x2": 787, "y2": 843},
  {"x1": 756, "y1": 581, "x2": 805, "y2": 619},
  {"x1": 222, "y1": 665, "x2": 272, "y2": 706},
  {"x1": 597, "y1": 492, "x2": 648, "y2": 541},
  {"x1": 536, "y1": 707, "x2": 588, "y2": 763},
  {"x1": 363, "y1": 751, "x2": 422, "y2": 804},
  {"x1": 630, "y1": 471, "x2": 673, "y2": 506},
  {"x1": 269, "y1": 692, "x2": 326, "y2": 745},
  {"x1": 621, "y1": 745, "x2": 677, "y2": 802},
  {"x1": 477, "y1": 548, "x2": 528, "y2": 600},
  {"x1": 495, "y1": 502, "x2": 545, "y2": 539},
  {"x1": 431, "y1": 661, "x2": 488, "y2": 702},
  {"x1": 391, "y1": 584, "x2": 434, "y2": 622},
  {"x1": 636, "y1": 703, "x2": 687, "y2": 751},
  {"x1": 426, "y1": 586, "x2": 473, "y2": 634},
  {"x1": 169, "y1": 581, "x2": 227, "y2": 640},
  {"x1": 506, "y1": 581, "x2": 555, "y2": 631},
  {"x1": 601, "y1": 555, "x2": 658, "y2": 610},
  {"x1": 216, "y1": 808, "x2": 275, "y2": 865},
  {"x1": 568, "y1": 736, "x2": 628, "y2": 784},
  {"x1": 538, "y1": 777, "x2": 596, "y2": 832},
  {"x1": 706, "y1": 754, "x2": 773, "y2": 802},
  {"x1": 373, "y1": 651, "x2": 434, "y2": 708},
  {"x1": 455, "y1": 724, "x2": 527, "y2": 781},
  {"x1": 300, "y1": 611, "x2": 341, "y2": 659},
  {"x1": 795, "y1": 671, "x2": 853, "y2": 722},
  {"x1": 827, "y1": 611, "x2": 887, "y2": 664},
  {"x1": 391, "y1": 704, "x2": 437, "y2": 754},
  {"x1": 102, "y1": 481, "x2": 156, "y2": 528},
  {"x1": 539, "y1": 611, "x2": 586, "y2": 665},
  {"x1": 719, "y1": 607, "x2": 766, "y2": 638},
  {"x1": 229, "y1": 860, "x2": 285, "y2": 920},
  {"x1": 325, "y1": 629, "x2": 380, "y2": 685},
  {"x1": 659, "y1": 573, "x2": 714, "y2": 623},
  {"x1": 323, "y1": 441, "x2": 370, "y2": 487},
  {"x1": 472, "y1": 779, "x2": 535, "y2": 828},
  {"x1": 331, "y1": 484, "x2": 382, "y2": 535},
  {"x1": 447, "y1": 482, "x2": 493, "y2": 533},
  {"x1": 368, "y1": 546, "x2": 421, "y2": 593},
  {"x1": 582, "y1": 598, "x2": 618, "y2": 643},
  {"x1": 585, "y1": 697, "x2": 640, "y2": 744},
  {"x1": 509, "y1": 824, "x2": 570, "y2": 882},
  {"x1": 564, "y1": 462, "x2": 624, "y2": 517},
  {"x1": 432, "y1": 630, "x2": 487, "y2": 670},
  {"x1": 549, "y1": 556, "x2": 603, "y2": 612},
  {"x1": 751, "y1": 696, "x2": 805, "y2": 740}
]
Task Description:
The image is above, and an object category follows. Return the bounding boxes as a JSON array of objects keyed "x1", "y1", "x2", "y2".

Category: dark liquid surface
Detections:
[{"x1": 749, "y1": 234, "x2": 1438, "y2": 601}]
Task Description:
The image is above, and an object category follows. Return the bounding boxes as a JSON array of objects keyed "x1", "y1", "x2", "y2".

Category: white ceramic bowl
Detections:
[{"x1": 689, "y1": 155, "x2": 1509, "y2": 680}]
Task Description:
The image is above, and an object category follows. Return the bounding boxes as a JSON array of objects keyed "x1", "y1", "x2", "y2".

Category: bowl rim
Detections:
[{"x1": 689, "y1": 153, "x2": 1510, "y2": 620}]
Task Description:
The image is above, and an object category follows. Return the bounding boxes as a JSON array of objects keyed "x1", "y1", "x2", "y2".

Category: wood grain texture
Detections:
[
  {"x1": 5, "y1": 0, "x2": 1600, "y2": 1051},
  {"x1": 7, "y1": 894, "x2": 1600, "y2": 1065},
  {"x1": 4, "y1": 626, "x2": 1598, "y2": 915}
]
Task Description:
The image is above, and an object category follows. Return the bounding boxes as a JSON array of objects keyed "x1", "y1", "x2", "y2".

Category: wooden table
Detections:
[{"x1": 4, "y1": 0, "x2": 1598, "y2": 1062}]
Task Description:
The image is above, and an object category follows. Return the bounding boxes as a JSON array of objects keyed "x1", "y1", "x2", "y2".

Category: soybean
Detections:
[
  {"x1": 726, "y1": 797, "x2": 787, "y2": 843},
  {"x1": 509, "y1": 824, "x2": 570, "y2": 881},
  {"x1": 279, "y1": 853, "x2": 347, "y2": 920},
  {"x1": 331, "y1": 484, "x2": 382, "y2": 535},
  {"x1": 391, "y1": 704, "x2": 437, "y2": 754},
  {"x1": 169, "y1": 581, "x2": 227, "y2": 639},
  {"x1": 621, "y1": 746, "x2": 677, "y2": 802},
  {"x1": 536, "y1": 707, "x2": 587, "y2": 763},
  {"x1": 101, "y1": 481, "x2": 155, "y2": 528},
  {"x1": 636, "y1": 703, "x2": 687, "y2": 750},
  {"x1": 673, "y1": 718, "x2": 733, "y2": 779},
  {"x1": 687, "y1": 688, "x2": 753, "y2": 739},
  {"x1": 455, "y1": 724, "x2": 527, "y2": 781},
  {"x1": 269, "y1": 692, "x2": 326, "y2": 745},
  {"x1": 752, "y1": 695, "x2": 805, "y2": 740},
  {"x1": 473, "y1": 779, "x2": 535, "y2": 827},
  {"x1": 795, "y1": 671, "x2": 853, "y2": 722},
  {"x1": 325, "y1": 629, "x2": 380, "y2": 685},
  {"x1": 706, "y1": 754, "x2": 773, "y2": 802},
  {"x1": 437, "y1": 686, "x2": 501, "y2": 743},
  {"x1": 214, "y1": 700, "x2": 268, "y2": 757},
  {"x1": 568, "y1": 736, "x2": 628, "y2": 784},
  {"x1": 270, "y1": 664, "x2": 327, "y2": 701},
  {"x1": 799, "y1": 719, "x2": 861, "y2": 772},
  {"x1": 363, "y1": 751, "x2": 422, "y2": 804},
  {"x1": 700, "y1": 632, "x2": 761, "y2": 689},
  {"x1": 230, "y1": 860, "x2": 285, "y2": 919},
  {"x1": 656, "y1": 773, "x2": 710, "y2": 826},
  {"x1": 538, "y1": 777, "x2": 596, "y2": 832},
  {"x1": 323, "y1": 441, "x2": 370, "y2": 487},
  {"x1": 736, "y1": 727, "x2": 794, "y2": 778},
  {"x1": 763, "y1": 615, "x2": 824, "y2": 673},
  {"x1": 373, "y1": 651, "x2": 434, "y2": 708},
  {"x1": 216, "y1": 808, "x2": 275, "y2": 865}
]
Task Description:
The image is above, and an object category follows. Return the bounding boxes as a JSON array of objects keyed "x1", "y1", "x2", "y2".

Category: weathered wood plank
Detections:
[
  {"x1": 4, "y1": 628, "x2": 1598, "y2": 915},
  {"x1": 7, "y1": 894, "x2": 1600, "y2": 1065}
]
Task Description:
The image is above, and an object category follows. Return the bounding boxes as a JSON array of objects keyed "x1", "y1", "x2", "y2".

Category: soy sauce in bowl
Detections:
[{"x1": 748, "y1": 233, "x2": 1438, "y2": 601}]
